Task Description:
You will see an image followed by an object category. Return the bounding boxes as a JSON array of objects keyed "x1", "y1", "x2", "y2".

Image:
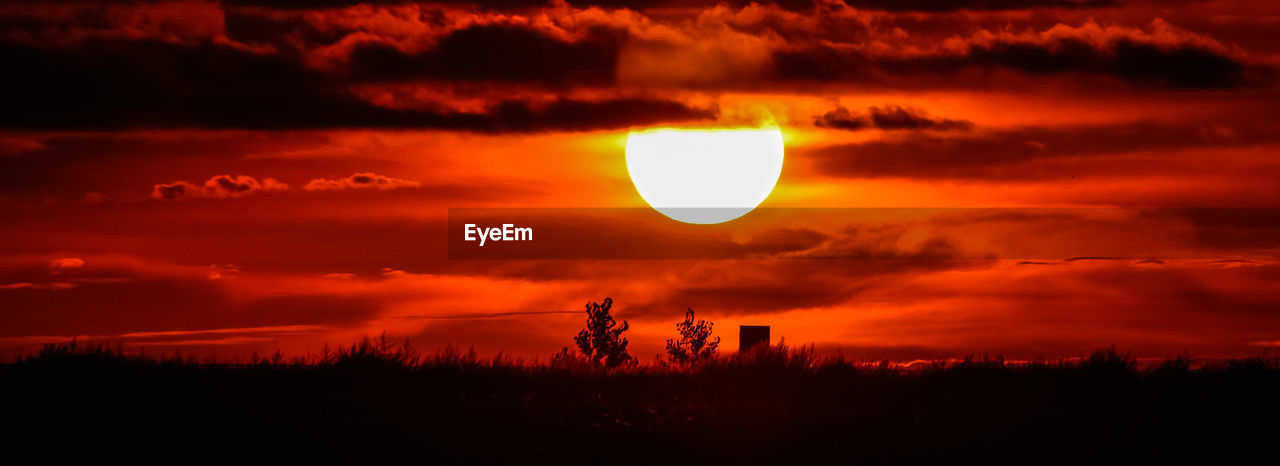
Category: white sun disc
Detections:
[{"x1": 625, "y1": 126, "x2": 784, "y2": 224}]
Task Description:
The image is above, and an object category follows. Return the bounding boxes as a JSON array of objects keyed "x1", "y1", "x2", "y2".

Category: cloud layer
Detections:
[
  {"x1": 152, "y1": 175, "x2": 288, "y2": 200},
  {"x1": 2, "y1": 2, "x2": 1274, "y2": 130}
]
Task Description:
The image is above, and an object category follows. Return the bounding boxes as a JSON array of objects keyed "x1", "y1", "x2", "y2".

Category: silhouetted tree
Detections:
[
  {"x1": 573, "y1": 297, "x2": 634, "y2": 367},
  {"x1": 666, "y1": 308, "x2": 720, "y2": 365}
]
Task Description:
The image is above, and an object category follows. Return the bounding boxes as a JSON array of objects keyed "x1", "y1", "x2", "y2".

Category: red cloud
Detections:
[
  {"x1": 151, "y1": 175, "x2": 289, "y2": 200},
  {"x1": 48, "y1": 258, "x2": 85, "y2": 269},
  {"x1": 304, "y1": 172, "x2": 421, "y2": 191}
]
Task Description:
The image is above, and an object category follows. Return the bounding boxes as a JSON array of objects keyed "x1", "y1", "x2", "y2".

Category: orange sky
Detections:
[{"x1": 1, "y1": 0, "x2": 1279, "y2": 362}]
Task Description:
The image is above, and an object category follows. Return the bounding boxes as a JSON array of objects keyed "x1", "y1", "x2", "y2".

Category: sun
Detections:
[{"x1": 625, "y1": 125, "x2": 784, "y2": 224}]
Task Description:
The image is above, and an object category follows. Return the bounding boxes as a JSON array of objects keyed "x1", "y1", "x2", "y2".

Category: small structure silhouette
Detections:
[{"x1": 738, "y1": 325, "x2": 769, "y2": 352}]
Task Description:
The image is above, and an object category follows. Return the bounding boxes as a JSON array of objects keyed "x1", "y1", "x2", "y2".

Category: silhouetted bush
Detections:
[
  {"x1": 571, "y1": 297, "x2": 635, "y2": 368},
  {"x1": 665, "y1": 308, "x2": 720, "y2": 365}
]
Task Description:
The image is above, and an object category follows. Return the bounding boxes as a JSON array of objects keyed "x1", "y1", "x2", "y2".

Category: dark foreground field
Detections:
[{"x1": 5, "y1": 340, "x2": 1278, "y2": 465}]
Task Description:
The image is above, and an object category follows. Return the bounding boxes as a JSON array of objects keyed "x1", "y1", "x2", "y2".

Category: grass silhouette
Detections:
[{"x1": 5, "y1": 338, "x2": 1278, "y2": 464}]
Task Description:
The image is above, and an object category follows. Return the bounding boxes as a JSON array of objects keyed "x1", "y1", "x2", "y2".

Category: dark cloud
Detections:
[
  {"x1": 217, "y1": 1, "x2": 821, "y2": 11},
  {"x1": 152, "y1": 175, "x2": 288, "y2": 200},
  {"x1": 221, "y1": 0, "x2": 424, "y2": 8},
  {"x1": 839, "y1": 0, "x2": 1118, "y2": 12},
  {"x1": 152, "y1": 182, "x2": 198, "y2": 201},
  {"x1": 0, "y1": 39, "x2": 435, "y2": 130},
  {"x1": 1017, "y1": 261, "x2": 1058, "y2": 266},
  {"x1": 805, "y1": 121, "x2": 1280, "y2": 180},
  {"x1": 1150, "y1": 208, "x2": 1280, "y2": 251},
  {"x1": 0, "y1": 37, "x2": 711, "y2": 130},
  {"x1": 815, "y1": 105, "x2": 973, "y2": 131},
  {"x1": 1063, "y1": 256, "x2": 1127, "y2": 262},
  {"x1": 775, "y1": 33, "x2": 1261, "y2": 90},
  {"x1": 490, "y1": 98, "x2": 717, "y2": 132},
  {"x1": 222, "y1": 8, "x2": 353, "y2": 50},
  {"x1": 975, "y1": 37, "x2": 1249, "y2": 89},
  {"x1": 614, "y1": 225, "x2": 987, "y2": 318},
  {"x1": 740, "y1": 228, "x2": 830, "y2": 255},
  {"x1": 622, "y1": 259, "x2": 987, "y2": 319},
  {"x1": 345, "y1": 24, "x2": 623, "y2": 86},
  {"x1": 1, "y1": 4, "x2": 1270, "y2": 134},
  {"x1": 216, "y1": 0, "x2": 1126, "y2": 12}
]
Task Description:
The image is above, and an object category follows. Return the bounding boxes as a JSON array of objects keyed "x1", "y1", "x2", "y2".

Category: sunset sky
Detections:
[{"x1": 2, "y1": 0, "x2": 1279, "y2": 361}]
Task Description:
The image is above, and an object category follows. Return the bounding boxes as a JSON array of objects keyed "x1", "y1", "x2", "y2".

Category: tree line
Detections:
[{"x1": 562, "y1": 297, "x2": 720, "y2": 368}]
